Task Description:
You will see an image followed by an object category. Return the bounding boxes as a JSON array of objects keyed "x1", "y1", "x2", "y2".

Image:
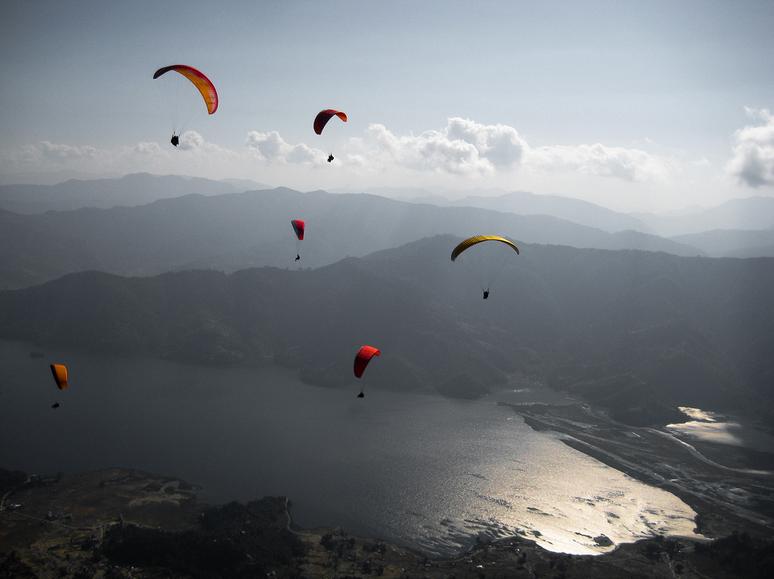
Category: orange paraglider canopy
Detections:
[
  {"x1": 153, "y1": 65, "x2": 219, "y2": 114},
  {"x1": 354, "y1": 345, "x2": 380, "y2": 378},
  {"x1": 50, "y1": 363, "x2": 69, "y2": 390},
  {"x1": 314, "y1": 109, "x2": 347, "y2": 135}
]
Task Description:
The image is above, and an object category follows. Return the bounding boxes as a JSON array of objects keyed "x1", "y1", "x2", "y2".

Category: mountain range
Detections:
[
  {"x1": 0, "y1": 179, "x2": 702, "y2": 290},
  {"x1": 2, "y1": 235, "x2": 771, "y2": 427},
  {"x1": 0, "y1": 173, "x2": 268, "y2": 214}
]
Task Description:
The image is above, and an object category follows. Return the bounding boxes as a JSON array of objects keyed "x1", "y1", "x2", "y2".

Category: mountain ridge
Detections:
[
  {"x1": 0, "y1": 180, "x2": 702, "y2": 290},
  {"x1": 2, "y1": 235, "x2": 771, "y2": 427}
]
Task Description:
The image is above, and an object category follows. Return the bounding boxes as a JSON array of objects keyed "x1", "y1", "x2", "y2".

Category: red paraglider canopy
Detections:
[
  {"x1": 354, "y1": 345, "x2": 381, "y2": 378},
  {"x1": 291, "y1": 219, "x2": 305, "y2": 240},
  {"x1": 314, "y1": 109, "x2": 347, "y2": 135}
]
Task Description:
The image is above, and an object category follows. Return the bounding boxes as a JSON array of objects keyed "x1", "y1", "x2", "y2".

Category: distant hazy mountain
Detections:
[
  {"x1": 357, "y1": 186, "x2": 774, "y2": 240},
  {"x1": 2, "y1": 236, "x2": 771, "y2": 426},
  {"x1": 0, "y1": 173, "x2": 255, "y2": 214},
  {"x1": 353, "y1": 187, "x2": 648, "y2": 233},
  {"x1": 672, "y1": 228, "x2": 774, "y2": 258},
  {"x1": 221, "y1": 178, "x2": 271, "y2": 191},
  {"x1": 634, "y1": 196, "x2": 774, "y2": 236},
  {"x1": 448, "y1": 191, "x2": 648, "y2": 233},
  {"x1": 0, "y1": 181, "x2": 701, "y2": 289}
]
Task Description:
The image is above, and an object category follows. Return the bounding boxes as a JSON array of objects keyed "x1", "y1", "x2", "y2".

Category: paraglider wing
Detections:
[
  {"x1": 291, "y1": 219, "x2": 305, "y2": 240},
  {"x1": 354, "y1": 345, "x2": 381, "y2": 378},
  {"x1": 50, "y1": 363, "x2": 69, "y2": 390},
  {"x1": 153, "y1": 65, "x2": 219, "y2": 114},
  {"x1": 450, "y1": 235, "x2": 520, "y2": 262},
  {"x1": 314, "y1": 109, "x2": 347, "y2": 135}
]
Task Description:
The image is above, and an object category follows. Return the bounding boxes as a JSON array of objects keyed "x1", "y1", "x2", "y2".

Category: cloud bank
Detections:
[
  {"x1": 727, "y1": 108, "x2": 774, "y2": 188},
  {"x1": 1, "y1": 118, "x2": 677, "y2": 189},
  {"x1": 246, "y1": 130, "x2": 325, "y2": 164},
  {"x1": 357, "y1": 118, "x2": 670, "y2": 182}
]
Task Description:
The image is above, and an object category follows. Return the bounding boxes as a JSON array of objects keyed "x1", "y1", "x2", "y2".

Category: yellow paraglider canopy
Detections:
[{"x1": 451, "y1": 235, "x2": 520, "y2": 262}]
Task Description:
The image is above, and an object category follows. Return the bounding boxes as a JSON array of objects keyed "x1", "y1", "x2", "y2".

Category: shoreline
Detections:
[
  {"x1": 4, "y1": 466, "x2": 763, "y2": 578},
  {"x1": 506, "y1": 402, "x2": 774, "y2": 542}
]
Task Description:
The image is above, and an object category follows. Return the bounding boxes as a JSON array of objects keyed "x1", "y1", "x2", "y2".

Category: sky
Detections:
[{"x1": 1, "y1": 0, "x2": 773, "y2": 213}]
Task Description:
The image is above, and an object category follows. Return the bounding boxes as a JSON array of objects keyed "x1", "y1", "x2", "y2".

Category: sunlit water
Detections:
[
  {"x1": 0, "y1": 340, "x2": 702, "y2": 556},
  {"x1": 667, "y1": 406, "x2": 774, "y2": 453}
]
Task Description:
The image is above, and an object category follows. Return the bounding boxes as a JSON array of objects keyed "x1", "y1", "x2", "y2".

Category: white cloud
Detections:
[
  {"x1": 133, "y1": 141, "x2": 163, "y2": 156},
  {"x1": 361, "y1": 118, "x2": 526, "y2": 176},
  {"x1": 727, "y1": 107, "x2": 774, "y2": 187},
  {"x1": 37, "y1": 140, "x2": 98, "y2": 161},
  {"x1": 525, "y1": 142, "x2": 671, "y2": 182},
  {"x1": 3, "y1": 141, "x2": 101, "y2": 167},
  {"x1": 446, "y1": 118, "x2": 526, "y2": 167},
  {"x1": 355, "y1": 118, "x2": 670, "y2": 182},
  {"x1": 178, "y1": 130, "x2": 205, "y2": 151},
  {"x1": 0, "y1": 120, "x2": 679, "y2": 191},
  {"x1": 245, "y1": 130, "x2": 326, "y2": 165}
]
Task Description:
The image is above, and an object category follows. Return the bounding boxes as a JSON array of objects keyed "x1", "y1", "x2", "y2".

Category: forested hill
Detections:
[{"x1": 1, "y1": 236, "x2": 771, "y2": 427}]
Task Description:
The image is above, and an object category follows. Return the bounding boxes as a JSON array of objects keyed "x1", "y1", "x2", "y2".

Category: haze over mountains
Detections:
[
  {"x1": 0, "y1": 173, "x2": 268, "y2": 214},
  {"x1": 1, "y1": 235, "x2": 772, "y2": 428},
  {"x1": 0, "y1": 175, "x2": 705, "y2": 290},
  {"x1": 351, "y1": 185, "x2": 774, "y2": 257}
]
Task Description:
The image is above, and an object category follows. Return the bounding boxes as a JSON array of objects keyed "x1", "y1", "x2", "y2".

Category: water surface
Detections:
[{"x1": 0, "y1": 340, "x2": 701, "y2": 555}]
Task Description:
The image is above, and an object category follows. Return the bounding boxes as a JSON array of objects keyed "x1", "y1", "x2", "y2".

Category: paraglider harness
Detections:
[
  {"x1": 483, "y1": 289, "x2": 490, "y2": 300},
  {"x1": 170, "y1": 133, "x2": 180, "y2": 147},
  {"x1": 327, "y1": 154, "x2": 334, "y2": 163}
]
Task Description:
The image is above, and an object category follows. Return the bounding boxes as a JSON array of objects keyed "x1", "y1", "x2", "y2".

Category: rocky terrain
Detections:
[{"x1": 2, "y1": 466, "x2": 773, "y2": 578}]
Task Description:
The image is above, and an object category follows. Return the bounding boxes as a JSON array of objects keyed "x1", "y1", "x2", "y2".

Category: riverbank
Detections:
[{"x1": 504, "y1": 402, "x2": 774, "y2": 541}]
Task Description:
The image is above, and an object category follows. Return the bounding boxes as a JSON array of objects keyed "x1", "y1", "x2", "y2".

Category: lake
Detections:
[{"x1": 0, "y1": 340, "x2": 702, "y2": 556}]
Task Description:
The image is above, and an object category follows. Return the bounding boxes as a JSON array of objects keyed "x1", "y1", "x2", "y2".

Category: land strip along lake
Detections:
[{"x1": 0, "y1": 340, "x2": 702, "y2": 556}]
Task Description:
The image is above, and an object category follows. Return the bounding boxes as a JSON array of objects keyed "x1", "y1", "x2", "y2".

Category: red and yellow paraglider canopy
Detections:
[
  {"x1": 153, "y1": 65, "x2": 219, "y2": 114},
  {"x1": 314, "y1": 109, "x2": 347, "y2": 135}
]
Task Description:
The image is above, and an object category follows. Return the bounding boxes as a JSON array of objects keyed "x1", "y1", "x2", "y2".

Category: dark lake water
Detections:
[{"x1": 0, "y1": 340, "x2": 701, "y2": 555}]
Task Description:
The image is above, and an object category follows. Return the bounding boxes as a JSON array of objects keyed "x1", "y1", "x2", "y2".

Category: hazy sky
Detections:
[{"x1": 1, "y1": 0, "x2": 773, "y2": 212}]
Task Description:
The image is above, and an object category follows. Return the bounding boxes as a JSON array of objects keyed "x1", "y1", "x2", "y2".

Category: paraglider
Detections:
[
  {"x1": 50, "y1": 363, "x2": 69, "y2": 390},
  {"x1": 451, "y1": 236, "x2": 520, "y2": 300},
  {"x1": 314, "y1": 109, "x2": 347, "y2": 135},
  {"x1": 314, "y1": 109, "x2": 347, "y2": 163},
  {"x1": 450, "y1": 235, "x2": 520, "y2": 262},
  {"x1": 291, "y1": 219, "x2": 305, "y2": 261},
  {"x1": 153, "y1": 65, "x2": 218, "y2": 147},
  {"x1": 354, "y1": 345, "x2": 380, "y2": 398}
]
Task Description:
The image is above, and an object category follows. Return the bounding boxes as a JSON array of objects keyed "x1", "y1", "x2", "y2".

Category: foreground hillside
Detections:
[
  {"x1": 1, "y1": 467, "x2": 771, "y2": 579},
  {"x1": 1, "y1": 236, "x2": 771, "y2": 426},
  {"x1": 0, "y1": 182, "x2": 700, "y2": 289}
]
